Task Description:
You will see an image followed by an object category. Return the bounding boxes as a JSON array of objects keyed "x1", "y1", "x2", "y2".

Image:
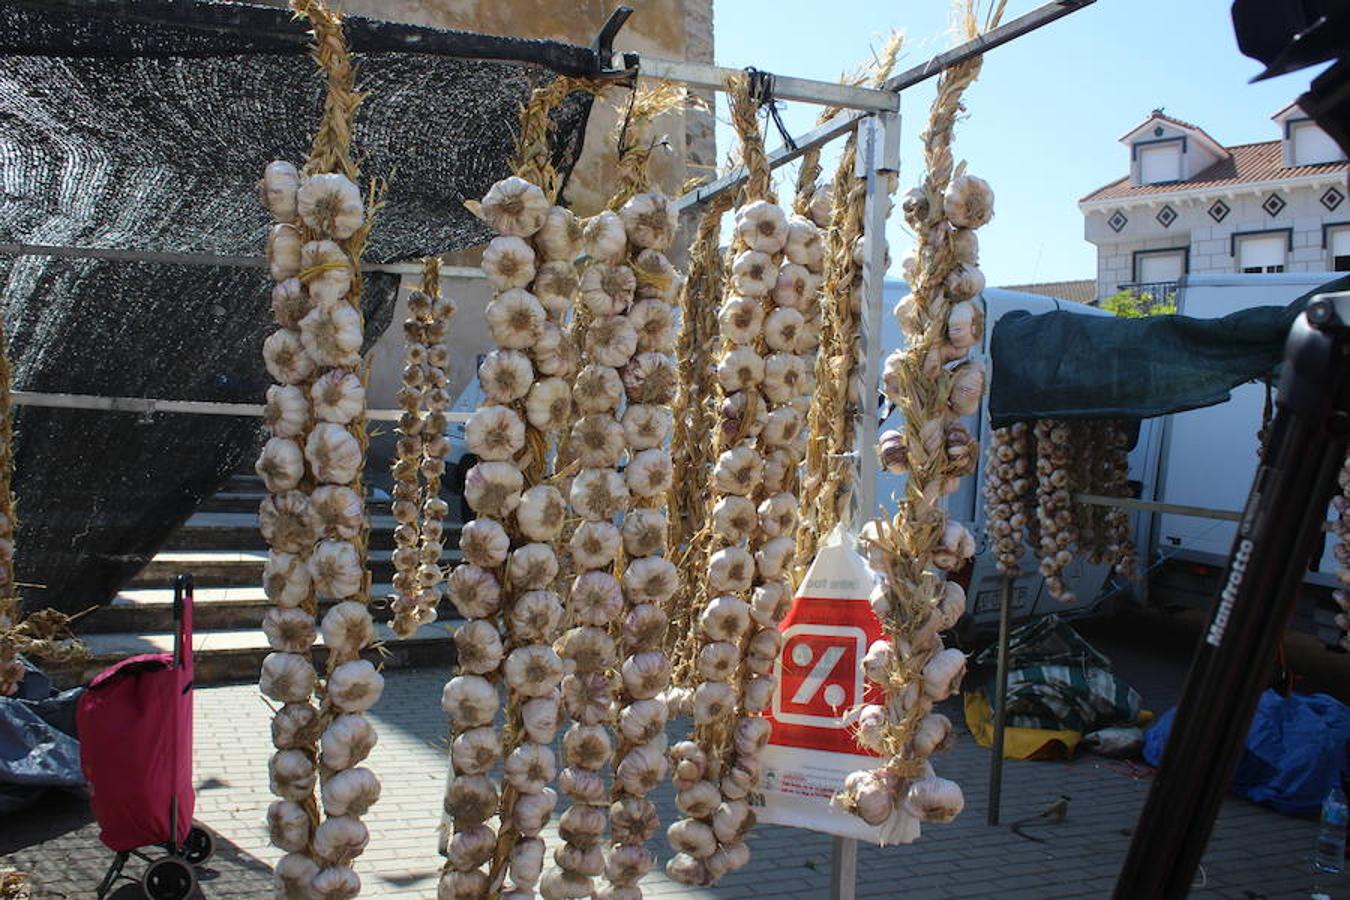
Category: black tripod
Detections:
[{"x1": 1113, "y1": 291, "x2": 1350, "y2": 898}]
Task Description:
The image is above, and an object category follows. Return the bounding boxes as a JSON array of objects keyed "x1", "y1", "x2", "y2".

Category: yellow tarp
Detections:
[{"x1": 964, "y1": 693, "x2": 1156, "y2": 761}]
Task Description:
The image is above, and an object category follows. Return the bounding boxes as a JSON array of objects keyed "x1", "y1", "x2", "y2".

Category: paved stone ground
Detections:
[{"x1": 4, "y1": 606, "x2": 1347, "y2": 898}]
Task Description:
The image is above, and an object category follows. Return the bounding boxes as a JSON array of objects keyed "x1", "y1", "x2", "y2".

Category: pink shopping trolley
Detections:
[{"x1": 77, "y1": 574, "x2": 215, "y2": 899}]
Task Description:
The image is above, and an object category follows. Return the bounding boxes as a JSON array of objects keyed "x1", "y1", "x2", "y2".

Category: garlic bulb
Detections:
[
  {"x1": 620, "y1": 556, "x2": 677, "y2": 604},
  {"x1": 731, "y1": 250, "x2": 776, "y2": 297},
  {"x1": 320, "y1": 601, "x2": 375, "y2": 656},
  {"x1": 485, "y1": 289, "x2": 546, "y2": 350},
  {"x1": 525, "y1": 376, "x2": 572, "y2": 432},
  {"x1": 624, "y1": 448, "x2": 673, "y2": 498},
  {"x1": 441, "y1": 675, "x2": 499, "y2": 729},
  {"x1": 446, "y1": 822, "x2": 496, "y2": 872},
  {"x1": 621, "y1": 509, "x2": 667, "y2": 558},
  {"x1": 535, "y1": 260, "x2": 581, "y2": 317},
  {"x1": 692, "y1": 681, "x2": 736, "y2": 725},
  {"x1": 464, "y1": 404, "x2": 526, "y2": 461},
  {"x1": 711, "y1": 446, "x2": 764, "y2": 497},
  {"x1": 263, "y1": 607, "x2": 317, "y2": 654},
  {"x1": 516, "y1": 484, "x2": 566, "y2": 542},
  {"x1": 712, "y1": 495, "x2": 758, "y2": 544},
  {"x1": 271, "y1": 277, "x2": 312, "y2": 330},
  {"x1": 270, "y1": 749, "x2": 318, "y2": 800},
  {"x1": 563, "y1": 523, "x2": 617, "y2": 574},
  {"x1": 579, "y1": 263, "x2": 637, "y2": 316},
  {"x1": 716, "y1": 347, "x2": 765, "y2": 393},
  {"x1": 300, "y1": 240, "x2": 354, "y2": 305},
  {"x1": 260, "y1": 652, "x2": 316, "y2": 704},
  {"x1": 620, "y1": 191, "x2": 678, "y2": 250},
  {"x1": 264, "y1": 384, "x2": 309, "y2": 438},
  {"x1": 443, "y1": 774, "x2": 499, "y2": 826},
  {"x1": 572, "y1": 364, "x2": 624, "y2": 414},
  {"x1": 457, "y1": 519, "x2": 510, "y2": 570},
  {"x1": 308, "y1": 539, "x2": 363, "y2": 599},
  {"x1": 784, "y1": 215, "x2": 825, "y2": 270},
  {"x1": 310, "y1": 867, "x2": 361, "y2": 900},
  {"x1": 772, "y1": 263, "x2": 813, "y2": 312},
  {"x1": 583, "y1": 210, "x2": 628, "y2": 262},
  {"x1": 479, "y1": 176, "x2": 549, "y2": 237},
  {"x1": 536, "y1": 206, "x2": 583, "y2": 261},
  {"x1": 482, "y1": 235, "x2": 537, "y2": 291},
  {"x1": 327, "y1": 660, "x2": 384, "y2": 713},
  {"x1": 255, "y1": 439, "x2": 306, "y2": 496},
  {"x1": 563, "y1": 723, "x2": 613, "y2": 771},
  {"x1": 619, "y1": 651, "x2": 670, "y2": 700},
  {"x1": 570, "y1": 571, "x2": 624, "y2": 626},
  {"x1": 258, "y1": 490, "x2": 319, "y2": 554},
  {"x1": 478, "y1": 350, "x2": 535, "y2": 404},
  {"x1": 310, "y1": 370, "x2": 365, "y2": 424},
  {"x1": 584, "y1": 314, "x2": 639, "y2": 368},
  {"x1": 454, "y1": 619, "x2": 504, "y2": 676},
  {"x1": 275, "y1": 853, "x2": 320, "y2": 899},
  {"x1": 311, "y1": 486, "x2": 364, "y2": 540},
  {"x1": 300, "y1": 300, "x2": 363, "y2": 368},
  {"x1": 263, "y1": 329, "x2": 316, "y2": 386},
  {"x1": 763, "y1": 307, "x2": 805, "y2": 352},
  {"x1": 306, "y1": 423, "x2": 362, "y2": 486},
  {"x1": 627, "y1": 299, "x2": 676, "y2": 353},
  {"x1": 321, "y1": 714, "x2": 378, "y2": 771},
  {"x1": 445, "y1": 564, "x2": 500, "y2": 619},
  {"x1": 504, "y1": 645, "x2": 565, "y2": 698},
  {"x1": 451, "y1": 726, "x2": 503, "y2": 776},
  {"x1": 569, "y1": 467, "x2": 629, "y2": 522},
  {"x1": 268, "y1": 224, "x2": 303, "y2": 282},
  {"x1": 509, "y1": 590, "x2": 564, "y2": 643},
  {"x1": 511, "y1": 836, "x2": 547, "y2": 889},
  {"x1": 522, "y1": 693, "x2": 563, "y2": 744},
  {"x1": 313, "y1": 815, "x2": 369, "y2": 865},
  {"x1": 718, "y1": 296, "x2": 766, "y2": 344},
  {"x1": 507, "y1": 542, "x2": 560, "y2": 590},
  {"x1": 944, "y1": 174, "x2": 994, "y2": 229},
  {"x1": 948, "y1": 360, "x2": 986, "y2": 417},
  {"x1": 904, "y1": 776, "x2": 965, "y2": 823},
  {"x1": 708, "y1": 547, "x2": 755, "y2": 594},
  {"x1": 556, "y1": 626, "x2": 618, "y2": 674},
  {"x1": 736, "y1": 200, "x2": 789, "y2": 254},
  {"x1": 268, "y1": 799, "x2": 312, "y2": 853},
  {"x1": 621, "y1": 403, "x2": 672, "y2": 450},
  {"x1": 665, "y1": 853, "x2": 710, "y2": 887},
  {"x1": 273, "y1": 702, "x2": 322, "y2": 750},
  {"x1": 463, "y1": 461, "x2": 524, "y2": 519},
  {"x1": 505, "y1": 742, "x2": 558, "y2": 794},
  {"x1": 297, "y1": 172, "x2": 364, "y2": 239},
  {"x1": 260, "y1": 160, "x2": 300, "y2": 223}
]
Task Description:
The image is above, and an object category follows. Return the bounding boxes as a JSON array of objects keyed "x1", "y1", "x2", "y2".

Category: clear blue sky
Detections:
[{"x1": 712, "y1": 0, "x2": 1325, "y2": 285}]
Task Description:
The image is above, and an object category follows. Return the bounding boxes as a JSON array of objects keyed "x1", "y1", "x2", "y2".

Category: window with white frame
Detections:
[
  {"x1": 1134, "y1": 249, "x2": 1186, "y2": 283},
  {"x1": 1330, "y1": 225, "x2": 1350, "y2": 273},
  {"x1": 1290, "y1": 120, "x2": 1345, "y2": 166},
  {"x1": 1138, "y1": 142, "x2": 1182, "y2": 185},
  {"x1": 1236, "y1": 233, "x2": 1287, "y2": 274}
]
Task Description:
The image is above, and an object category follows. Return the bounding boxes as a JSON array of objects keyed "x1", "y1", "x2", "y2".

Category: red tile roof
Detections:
[
  {"x1": 1081, "y1": 139, "x2": 1348, "y2": 203},
  {"x1": 1000, "y1": 279, "x2": 1096, "y2": 305}
]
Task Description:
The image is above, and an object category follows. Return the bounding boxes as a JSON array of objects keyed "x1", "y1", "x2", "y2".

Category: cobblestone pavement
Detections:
[{"x1": 4, "y1": 606, "x2": 1347, "y2": 899}]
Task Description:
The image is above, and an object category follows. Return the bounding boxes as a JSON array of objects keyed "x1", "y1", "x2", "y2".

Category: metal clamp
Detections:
[{"x1": 591, "y1": 5, "x2": 639, "y2": 79}]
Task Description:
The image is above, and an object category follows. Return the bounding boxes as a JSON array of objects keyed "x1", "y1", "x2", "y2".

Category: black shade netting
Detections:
[
  {"x1": 0, "y1": 0, "x2": 598, "y2": 612},
  {"x1": 988, "y1": 275, "x2": 1350, "y2": 428}
]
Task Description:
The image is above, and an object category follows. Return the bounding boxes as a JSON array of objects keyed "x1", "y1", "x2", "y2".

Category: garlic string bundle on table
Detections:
[
  {"x1": 982, "y1": 423, "x2": 1032, "y2": 575},
  {"x1": 833, "y1": 9, "x2": 1005, "y2": 840},
  {"x1": 1033, "y1": 418, "x2": 1080, "y2": 602},
  {"x1": 390, "y1": 258, "x2": 457, "y2": 638},
  {"x1": 258, "y1": 3, "x2": 383, "y2": 896}
]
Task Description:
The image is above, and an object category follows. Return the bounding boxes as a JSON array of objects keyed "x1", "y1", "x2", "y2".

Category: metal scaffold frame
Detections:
[{"x1": 1, "y1": 4, "x2": 1098, "y2": 896}]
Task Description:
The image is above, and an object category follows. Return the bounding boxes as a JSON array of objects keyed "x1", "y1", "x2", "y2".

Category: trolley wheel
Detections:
[
  {"x1": 183, "y1": 826, "x2": 215, "y2": 866},
  {"x1": 142, "y1": 856, "x2": 197, "y2": 900}
]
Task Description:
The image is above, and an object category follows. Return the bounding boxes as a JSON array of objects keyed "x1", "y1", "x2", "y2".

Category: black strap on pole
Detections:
[
  {"x1": 746, "y1": 66, "x2": 798, "y2": 152},
  {"x1": 1113, "y1": 290, "x2": 1350, "y2": 899}
]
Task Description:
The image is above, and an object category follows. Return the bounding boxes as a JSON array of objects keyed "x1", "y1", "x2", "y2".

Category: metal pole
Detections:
[
  {"x1": 830, "y1": 835, "x2": 859, "y2": 900},
  {"x1": 9, "y1": 389, "x2": 472, "y2": 422},
  {"x1": 987, "y1": 573, "x2": 1014, "y2": 826}
]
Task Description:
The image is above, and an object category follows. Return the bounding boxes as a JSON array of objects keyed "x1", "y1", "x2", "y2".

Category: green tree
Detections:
[{"x1": 1100, "y1": 287, "x2": 1177, "y2": 318}]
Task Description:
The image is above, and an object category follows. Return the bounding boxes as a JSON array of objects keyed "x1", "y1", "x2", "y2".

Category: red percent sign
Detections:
[{"x1": 767, "y1": 595, "x2": 885, "y2": 756}]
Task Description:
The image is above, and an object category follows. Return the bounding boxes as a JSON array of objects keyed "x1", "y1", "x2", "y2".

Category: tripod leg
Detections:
[{"x1": 96, "y1": 852, "x2": 129, "y2": 899}]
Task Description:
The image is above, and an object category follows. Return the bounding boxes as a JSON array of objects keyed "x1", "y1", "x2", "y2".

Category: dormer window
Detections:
[
  {"x1": 1289, "y1": 119, "x2": 1343, "y2": 166},
  {"x1": 1137, "y1": 140, "x2": 1182, "y2": 185}
]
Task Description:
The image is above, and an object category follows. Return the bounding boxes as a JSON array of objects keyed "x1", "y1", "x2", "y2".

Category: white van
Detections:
[{"x1": 878, "y1": 279, "x2": 1160, "y2": 634}]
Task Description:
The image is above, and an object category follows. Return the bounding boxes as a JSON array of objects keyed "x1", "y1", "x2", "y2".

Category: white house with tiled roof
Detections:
[{"x1": 1079, "y1": 106, "x2": 1349, "y2": 302}]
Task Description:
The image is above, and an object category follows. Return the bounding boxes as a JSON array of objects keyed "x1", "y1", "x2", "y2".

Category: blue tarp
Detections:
[
  {"x1": 0, "y1": 658, "x2": 84, "y2": 814},
  {"x1": 1143, "y1": 689, "x2": 1350, "y2": 815}
]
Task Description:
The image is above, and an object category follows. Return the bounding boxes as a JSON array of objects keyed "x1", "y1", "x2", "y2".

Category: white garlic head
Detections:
[
  {"x1": 572, "y1": 364, "x2": 624, "y2": 414},
  {"x1": 464, "y1": 461, "x2": 524, "y2": 519},
  {"x1": 443, "y1": 773, "x2": 498, "y2": 826},
  {"x1": 486, "y1": 289, "x2": 546, "y2": 350},
  {"x1": 584, "y1": 314, "x2": 639, "y2": 368},
  {"x1": 504, "y1": 741, "x2": 557, "y2": 794},
  {"x1": 516, "y1": 484, "x2": 566, "y2": 542},
  {"x1": 621, "y1": 403, "x2": 673, "y2": 451},
  {"x1": 267, "y1": 799, "x2": 311, "y2": 853},
  {"x1": 570, "y1": 571, "x2": 624, "y2": 627},
  {"x1": 259, "y1": 160, "x2": 300, "y2": 223},
  {"x1": 306, "y1": 423, "x2": 362, "y2": 485},
  {"x1": 255, "y1": 437, "x2": 306, "y2": 496},
  {"x1": 509, "y1": 590, "x2": 564, "y2": 643},
  {"x1": 310, "y1": 370, "x2": 365, "y2": 425},
  {"x1": 482, "y1": 235, "x2": 537, "y2": 291},
  {"x1": 562, "y1": 670, "x2": 614, "y2": 727},
  {"x1": 300, "y1": 240, "x2": 353, "y2": 305},
  {"x1": 583, "y1": 210, "x2": 628, "y2": 262},
  {"x1": 479, "y1": 176, "x2": 549, "y2": 237},
  {"x1": 507, "y1": 543, "x2": 559, "y2": 591},
  {"x1": 719, "y1": 295, "x2": 766, "y2": 344},
  {"x1": 269, "y1": 748, "x2": 317, "y2": 801},
  {"x1": 621, "y1": 508, "x2": 667, "y2": 558},
  {"x1": 621, "y1": 603, "x2": 668, "y2": 653},
  {"x1": 308, "y1": 539, "x2": 363, "y2": 599},
  {"x1": 701, "y1": 594, "x2": 751, "y2": 641},
  {"x1": 260, "y1": 652, "x2": 316, "y2": 703},
  {"x1": 621, "y1": 556, "x2": 678, "y2": 604},
  {"x1": 627, "y1": 299, "x2": 676, "y2": 354},
  {"x1": 321, "y1": 714, "x2": 378, "y2": 771},
  {"x1": 504, "y1": 644, "x2": 566, "y2": 698},
  {"x1": 569, "y1": 467, "x2": 630, "y2": 522},
  {"x1": 451, "y1": 725, "x2": 504, "y2": 776},
  {"x1": 535, "y1": 205, "x2": 584, "y2": 261},
  {"x1": 311, "y1": 485, "x2": 364, "y2": 540},
  {"x1": 784, "y1": 214, "x2": 825, "y2": 270},
  {"x1": 320, "y1": 600, "x2": 375, "y2": 656},
  {"x1": 522, "y1": 692, "x2": 563, "y2": 744},
  {"x1": 731, "y1": 250, "x2": 776, "y2": 297},
  {"x1": 454, "y1": 619, "x2": 504, "y2": 676},
  {"x1": 458, "y1": 519, "x2": 510, "y2": 569},
  {"x1": 525, "y1": 376, "x2": 572, "y2": 432},
  {"x1": 620, "y1": 191, "x2": 678, "y2": 250},
  {"x1": 263, "y1": 328, "x2": 316, "y2": 386},
  {"x1": 328, "y1": 660, "x2": 384, "y2": 713},
  {"x1": 579, "y1": 263, "x2": 636, "y2": 316},
  {"x1": 478, "y1": 350, "x2": 535, "y2": 404},
  {"x1": 555, "y1": 625, "x2": 618, "y2": 674},
  {"x1": 711, "y1": 445, "x2": 763, "y2": 497},
  {"x1": 267, "y1": 224, "x2": 303, "y2": 282},
  {"x1": 625, "y1": 448, "x2": 673, "y2": 498},
  {"x1": 736, "y1": 200, "x2": 789, "y2": 254},
  {"x1": 712, "y1": 495, "x2": 758, "y2": 544},
  {"x1": 264, "y1": 384, "x2": 309, "y2": 439},
  {"x1": 446, "y1": 564, "x2": 501, "y2": 619},
  {"x1": 441, "y1": 674, "x2": 499, "y2": 729},
  {"x1": 272, "y1": 702, "x2": 322, "y2": 750},
  {"x1": 297, "y1": 172, "x2": 364, "y2": 239},
  {"x1": 943, "y1": 174, "x2": 994, "y2": 229},
  {"x1": 570, "y1": 415, "x2": 626, "y2": 469}
]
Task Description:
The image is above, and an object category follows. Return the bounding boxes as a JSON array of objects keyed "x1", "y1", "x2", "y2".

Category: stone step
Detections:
[
  {"x1": 162, "y1": 511, "x2": 412, "y2": 551},
  {"x1": 132, "y1": 549, "x2": 419, "y2": 588},
  {"x1": 79, "y1": 582, "x2": 464, "y2": 632},
  {"x1": 202, "y1": 490, "x2": 393, "y2": 515},
  {"x1": 51, "y1": 620, "x2": 458, "y2": 688}
]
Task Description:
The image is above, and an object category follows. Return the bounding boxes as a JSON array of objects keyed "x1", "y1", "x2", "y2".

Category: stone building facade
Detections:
[{"x1": 1079, "y1": 106, "x2": 1349, "y2": 303}]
